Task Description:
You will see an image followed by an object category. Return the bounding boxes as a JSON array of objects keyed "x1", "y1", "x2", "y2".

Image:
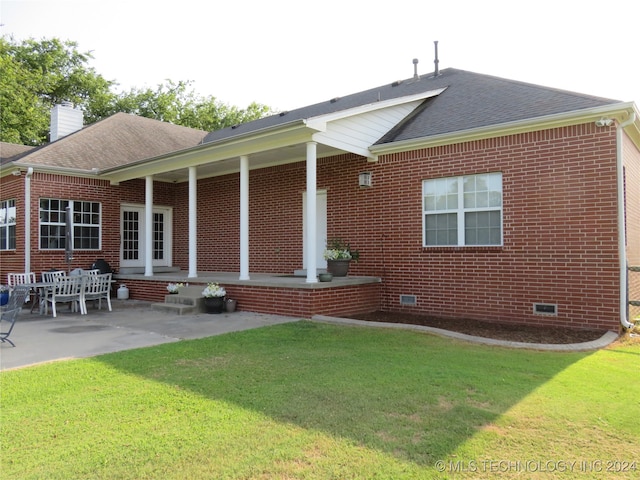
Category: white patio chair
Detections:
[
  {"x1": 40, "y1": 271, "x2": 67, "y2": 314},
  {"x1": 45, "y1": 276, "x2": 85, "y2": 318},
  {"x1": 82, "y1": 273, "x2": 112, "y2": 313},
  {"x1": 7, "y1": 272, "x2": 37, "y2": 305}
]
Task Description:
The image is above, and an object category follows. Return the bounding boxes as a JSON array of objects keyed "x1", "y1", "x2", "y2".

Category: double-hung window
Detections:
[
  {"x1": 39, "y1": 199, "x2": 101, "y2": 250},
  {"x1": 0, "y1": 199, "x2": 16, "y2": 250},
  {"x1": 423, "y1": 172, "x2": 502, "y2": 246}
]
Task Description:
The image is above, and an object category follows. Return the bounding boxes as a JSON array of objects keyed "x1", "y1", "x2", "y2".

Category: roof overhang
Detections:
[
  {"x1": 370, "y1": 101, "x2": 640, "y2": 155},
  {"x1": 100, "y1": 87, "x2": 447, "y2": 184}
]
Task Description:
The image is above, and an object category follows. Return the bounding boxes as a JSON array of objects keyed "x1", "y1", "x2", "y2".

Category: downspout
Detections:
[
  {"x1": 24, "y1": 167, "x2": 34, "y2": 273},
  {"x1": 617, "y1": 113, "x2": 636, "y2": 329}
]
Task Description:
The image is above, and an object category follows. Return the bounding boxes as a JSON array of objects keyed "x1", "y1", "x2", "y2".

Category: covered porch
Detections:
[{"x1": 113, "y1": 271, "x2": 382, "y2": 318}]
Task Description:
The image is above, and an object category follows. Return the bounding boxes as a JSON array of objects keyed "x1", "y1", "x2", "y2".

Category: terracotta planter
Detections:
[
  {"x1": 326, "y1": 259, "x2": 351, "y2": 277},
  {"x1": 204, "y1": 296, "x2": 224, "y2": 314}
]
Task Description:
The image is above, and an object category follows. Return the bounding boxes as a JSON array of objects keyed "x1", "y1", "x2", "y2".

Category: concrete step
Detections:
[
  {"x1": 151, "y1": 302, "x2": 201, "y2": 315},
  {"x1": 151, "y1": 285, "x2": 206, "y2": 315}
]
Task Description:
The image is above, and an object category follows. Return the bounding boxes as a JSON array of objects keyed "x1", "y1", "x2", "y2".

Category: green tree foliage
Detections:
[
  {"x1": 1, "y1": 36, "x2": 115, "y2": 145},
  {"x1": 1, "y1": 36, "x2": 272, "y2": 146},
  {"x1": 109, "y1": 80, "x2": 271, "y2": 131}
]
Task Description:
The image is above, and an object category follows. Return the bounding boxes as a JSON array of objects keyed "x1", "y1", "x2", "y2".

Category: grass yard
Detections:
[{"x1": 1, "y1": 321, "x2": 639, "y2": 479}]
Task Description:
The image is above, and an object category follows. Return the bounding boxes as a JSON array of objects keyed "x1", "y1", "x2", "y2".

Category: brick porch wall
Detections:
[{"x1": 115, "y1": 278, "x2": 381, "y2": 318}]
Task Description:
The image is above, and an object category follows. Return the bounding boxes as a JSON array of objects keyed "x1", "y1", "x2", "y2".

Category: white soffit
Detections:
[{"x1": 306, "y1": 88, "x2": 446, "y2": 160}]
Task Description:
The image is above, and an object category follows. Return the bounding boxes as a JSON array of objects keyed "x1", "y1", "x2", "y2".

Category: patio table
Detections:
[{"x1": 22, "y1": 282, "x2": 54, "y2": 315}]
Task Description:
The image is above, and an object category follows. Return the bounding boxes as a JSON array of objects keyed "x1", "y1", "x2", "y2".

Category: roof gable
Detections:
[
  {"x1": 12, "y1": 113, "x2": 206, "y2": 172},
  {"x1": 203, "y1": 68, "x2": 620, "y2": 148}
]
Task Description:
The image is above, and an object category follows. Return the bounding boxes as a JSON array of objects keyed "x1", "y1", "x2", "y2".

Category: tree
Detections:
[
  {"x1": 1, "y1": 36, "x2": 273, "y2": 146},
  {"x1": 1, "y1": 36, "x2": 115, "y2": 145},
  {"x1": 110, "y1": 80, "x2": 271, "y2": 131}
]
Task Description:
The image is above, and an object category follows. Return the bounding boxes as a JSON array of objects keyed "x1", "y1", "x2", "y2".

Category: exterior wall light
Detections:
[{"x1": 359, "y1": 171, "x2": 372, "y2": 188}]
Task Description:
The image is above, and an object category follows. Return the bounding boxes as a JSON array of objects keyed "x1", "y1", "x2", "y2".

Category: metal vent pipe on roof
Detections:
[{"x1": 434, "y1": 40, "x2": 440, "y2": 76}]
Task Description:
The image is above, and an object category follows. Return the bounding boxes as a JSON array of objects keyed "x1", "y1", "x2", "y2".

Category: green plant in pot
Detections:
[
  {"x1": 202, "y1": 282, "x2": 226, "y2": 314},
  {"x1": 323, "y1": 238, "x2": 359, "y2": 277}
]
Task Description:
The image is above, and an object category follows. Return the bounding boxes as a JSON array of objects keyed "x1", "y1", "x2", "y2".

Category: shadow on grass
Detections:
[{"x1": 98, "y1": 320, "x2": 592, "y2": 466}]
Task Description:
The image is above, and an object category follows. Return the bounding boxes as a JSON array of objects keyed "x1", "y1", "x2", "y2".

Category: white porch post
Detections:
[
  {"x1": 188, "y1": 166, "x2": 198, "y2": 278},
  {"x1": 24, "y1": 168, "x2": 34, "y2": 273},
  {"x1": 239, "y1": 155, "x2": 250, "y2": 280},
  {"x1": 306, "y1": 142, "x2": 318, "y2": 283},
  {"x1": 144, "y1": 176, "x2": 153, "y2": 276}
]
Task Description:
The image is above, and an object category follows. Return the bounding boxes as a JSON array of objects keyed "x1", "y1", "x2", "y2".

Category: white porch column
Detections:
[
  {"x1": 188, "y1": 166, "x2": 198, "y2": 278},
  {"x1": 239, "y1": 155, "x2": 250, "y2": 280},
  {"x1": 24, "y1": 168, "x2": 34, "y2": 273},
  {"x1": 305, "y1": 142, "x2": 318, "y2": 283},
  {"x1": 144, "y1": 176, "x2": 153, "y2": 276}
]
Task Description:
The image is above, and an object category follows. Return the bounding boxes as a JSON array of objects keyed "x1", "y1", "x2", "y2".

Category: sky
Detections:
[{"x1": 1, "y1": 0, "x2": 638, "y2": 113}]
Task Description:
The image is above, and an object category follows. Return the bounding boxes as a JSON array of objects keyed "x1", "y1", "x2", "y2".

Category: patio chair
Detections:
[
  {"x1": 40, "y1": 271, "x2": 67, "y2": 314},
  {"x1": 1, "y1": 285, "x2": 31, "y2": 347},
  {"x1": 7, "y1": 272, "x2": 37, "y2": 305},
  {"x1": 45, "y1": 276, "x2": 85, "y2": 318},
  {"x1": 82, "y1": 273, "x2": 112, "y2": 313}
]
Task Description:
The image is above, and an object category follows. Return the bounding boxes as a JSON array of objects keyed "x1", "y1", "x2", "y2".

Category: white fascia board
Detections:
[
  {"x1": 371, "y1": 102, "x2": 639, "y2": 155},
  {"x1": 101, "y1": 120, "x2": 313, "y2": 184},
  {"x1": 304, "y1": 87, "x2": 447, "y2": 132}
]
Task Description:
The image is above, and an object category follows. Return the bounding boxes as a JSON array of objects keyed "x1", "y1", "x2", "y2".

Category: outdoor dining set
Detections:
[{"x1": 1, "y1": 270, "x2": 113, "y2": 347}]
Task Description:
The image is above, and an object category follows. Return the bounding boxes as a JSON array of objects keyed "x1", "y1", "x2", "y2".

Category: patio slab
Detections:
[{"x1": 0, "y1": 299, "x2": 300, "y2": 371}]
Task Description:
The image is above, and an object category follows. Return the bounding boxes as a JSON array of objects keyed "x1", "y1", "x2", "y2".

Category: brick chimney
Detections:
[{"x1": 50, "y1": 102, "x2": 83, "y2": 142}]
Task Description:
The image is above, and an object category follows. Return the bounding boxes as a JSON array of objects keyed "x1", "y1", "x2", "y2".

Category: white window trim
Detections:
[
  {"x1": 39, "y1": 198, "x2": 102, "y2": 251},
  {"x1": 0, "y1": 199, "x2": 16, "y2": 250},
  {"x1": 423, "y1": 173, "x2": 503, "y2": 247}
]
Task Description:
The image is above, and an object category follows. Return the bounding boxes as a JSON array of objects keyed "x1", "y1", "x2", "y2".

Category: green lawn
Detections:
[{"x1": 1, "y1": 321, "x2": 639, "y2": 479}]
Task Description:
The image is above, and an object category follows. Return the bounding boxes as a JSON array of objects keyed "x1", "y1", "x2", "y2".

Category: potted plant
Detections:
[
  {"x1": 201, "y1": 282, "x2": 226, "y2": 314},
  {"x1": 166, "y1": 282, "x2": 184, "y2": 294},
  {"x1": 0, "y1": 285, "x2": 9, "y2": 306},
  {"x1": 323, "y1": 238, "x2": 360, "y2": 277}
]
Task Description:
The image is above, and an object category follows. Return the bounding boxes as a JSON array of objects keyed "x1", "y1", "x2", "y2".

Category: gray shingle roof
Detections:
[
  {"x1": 0, "y1": 142, "x2": 36, "y2": 164},
  {"x1": 11, "y1": 113, "x2": 207, "y2": 170},
  {"x1": 203, "y1": 68, "x2": 619, "y2": 146}
]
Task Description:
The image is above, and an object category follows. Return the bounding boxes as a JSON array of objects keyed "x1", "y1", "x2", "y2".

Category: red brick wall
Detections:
[
  {"x1": 0, "y1": 176, "x2": 25, "y2": 276},
  {"x1": 3, "y1": 121, "x2": 636, "y2": 331},
  {"x1": 624, "y1": 132, "x2": 640, "y2": 322},
  {"x1": 363, "y1": 124, "x2": 621, "y2": 331},
  {"x1": 0, "y1": 174, "x2": 176, "y2": 281},
  {"x1": 0, "y1": 173, "x2": 120, "y2": 278},
  {"x1": 166, "y1": 123, "x2": 626, "y2": 330}
]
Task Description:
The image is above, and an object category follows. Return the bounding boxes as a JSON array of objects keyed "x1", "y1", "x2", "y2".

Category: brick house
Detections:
[{"x1": 2, "y1": 68, "x2": 639, "y2": 332}]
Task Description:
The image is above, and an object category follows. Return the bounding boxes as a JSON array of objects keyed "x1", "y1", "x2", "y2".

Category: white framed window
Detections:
[
  {"x1": 0, "y1": 199, "x2": 16, "y2": 250},
  {"x1": 423, "y1": 172, "x2": 503, "y2": 246},
  {"x1": 39, "y1": 198, "x2": 101, "y2": 250}
]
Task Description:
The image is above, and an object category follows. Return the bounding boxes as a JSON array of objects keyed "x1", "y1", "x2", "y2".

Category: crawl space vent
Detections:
[
  {"x1": 400, "y1": 295, "x2": 417, "y2": 306},
  {"x1": 533, "y1": 303, "x2": 557, "y2": 315}
]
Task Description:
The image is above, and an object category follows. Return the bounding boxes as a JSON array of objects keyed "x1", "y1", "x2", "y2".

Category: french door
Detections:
[{"x1": 120, "y1": 205, "x2": 172, "y2": 268}]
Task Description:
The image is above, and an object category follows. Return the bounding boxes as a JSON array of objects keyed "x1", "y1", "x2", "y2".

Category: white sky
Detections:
[{"x1": 1, "y1": 0, "x2": 638, "y2": 112}]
